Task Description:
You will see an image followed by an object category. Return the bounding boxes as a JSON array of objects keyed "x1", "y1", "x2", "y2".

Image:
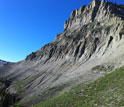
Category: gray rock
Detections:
[{"x1": 1, "y1": 0, "x2": 124, "y2": 106}]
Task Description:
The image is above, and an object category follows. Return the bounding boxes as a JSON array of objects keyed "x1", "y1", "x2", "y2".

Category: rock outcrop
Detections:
[
  {"x1": 1, "y1": 0, "x2": 124, "y2": 106},
  {"x1": 26, "y1": 0, "x2": 124, "y2": 63}
]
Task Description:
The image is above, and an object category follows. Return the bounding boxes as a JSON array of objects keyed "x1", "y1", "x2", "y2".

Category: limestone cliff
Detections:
[
  {"x1": 0, "y1": 0, "x2": 124, "y2": 106},
  {"x1": 26, "y1": 0, "x2": 124, "y2": 64}
]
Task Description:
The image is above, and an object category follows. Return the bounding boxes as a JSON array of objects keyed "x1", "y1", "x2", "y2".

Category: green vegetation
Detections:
[
  {"x1": 34, "y1": 67, "x2": 124, "y2": 107},
  {"x1": 119, "y1": 4, "x2": 124, "y2": 8},
  {"x1": 0, "y1": 91, "x2": 14, "y2": 107},
  {"x1": 13, "y1": 73, "x2": 46, "y2": 106},
  {"x1": 0, "y1": 79, "x2": 16, "y2": 107},
  {"x1": 14, "y1": 82, "x2": 70, "y2": 107},
  {"x1": 92, "y1": 65, "x2": 113, "y2": 72},
  {"x1": 14, "y1": 73, "x2": 43, "y2": 93}
]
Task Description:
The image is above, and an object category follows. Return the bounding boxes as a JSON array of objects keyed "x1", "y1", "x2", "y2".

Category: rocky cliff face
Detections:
[
  {"x1": 1, "y1": 0, "x2": 124, "y2": 106},
  {"x1": 26, "y1": 0, "x2": 124, "y2": 63},
  {"x1": 64, "y1": 0, "x2": 124, "y2": 30}
]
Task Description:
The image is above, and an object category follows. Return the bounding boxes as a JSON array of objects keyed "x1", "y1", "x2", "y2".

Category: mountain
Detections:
[
  {"x1": 0, "y1": 60, "x2": 11, "y2": 67},
  {"x1": 1, "y1": 0, "x2": 124, "y2": 106}
]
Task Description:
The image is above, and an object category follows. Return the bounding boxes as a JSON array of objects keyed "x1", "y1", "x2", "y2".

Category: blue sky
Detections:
[{"x1": 0, "y1": 0, "x2": 124, "y2": 62}]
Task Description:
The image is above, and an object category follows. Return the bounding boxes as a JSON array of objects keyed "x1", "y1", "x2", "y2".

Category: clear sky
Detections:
[{"x1": 0, "y1": 0, "x2": 124, "y2": 62}]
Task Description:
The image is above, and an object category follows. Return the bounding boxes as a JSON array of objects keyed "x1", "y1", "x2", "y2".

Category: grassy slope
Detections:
[{"x1": 34, "y1": 67, "x2": 124, "y2": 107}]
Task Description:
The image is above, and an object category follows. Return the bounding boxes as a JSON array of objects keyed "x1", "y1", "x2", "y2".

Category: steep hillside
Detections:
[
  {"x1": 34, "y1": 67, "x2": 124, "y2": 107},
  {"x1": 0, "y1": 0, "x2": 124, "y2": 106}
]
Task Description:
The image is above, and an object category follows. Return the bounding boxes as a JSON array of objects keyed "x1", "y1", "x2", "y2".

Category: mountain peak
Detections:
[
  {"x1": 64, "y1": 0, "x2": 124, "y2": 31},
  {"x1": 90, "y1": 0, "x2": 100, "y2": 8},
  {"x1": 26, "y1": 0, "x2": 124, "y2": 62}
]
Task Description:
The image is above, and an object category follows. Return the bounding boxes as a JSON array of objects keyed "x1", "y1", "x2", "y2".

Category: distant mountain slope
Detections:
[{"x1": 0, "y1": 60, "x2": 11, "y2": 67}]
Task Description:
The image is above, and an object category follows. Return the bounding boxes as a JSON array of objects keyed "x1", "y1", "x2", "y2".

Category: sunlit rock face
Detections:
[
  {"x1": 1, "y1": 0, "x2": 124, "y2": 106},
  {"x1": 26, "y1": 0, "x2": 124, "y2": 64}
]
